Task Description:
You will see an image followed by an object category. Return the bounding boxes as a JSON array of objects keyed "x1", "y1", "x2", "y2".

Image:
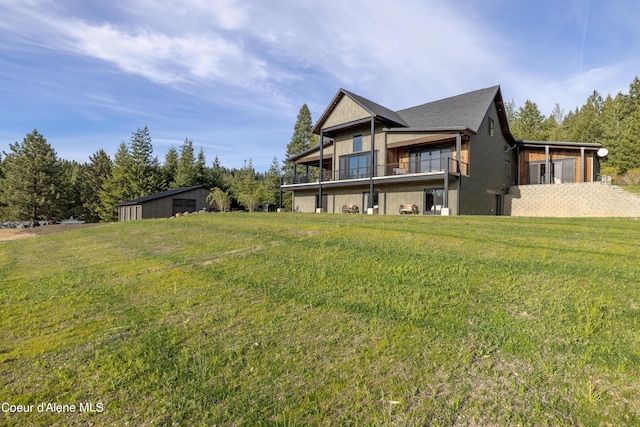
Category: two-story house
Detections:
[{"x1": 281, "y1": 86, "x2": 602, "y2": 215}]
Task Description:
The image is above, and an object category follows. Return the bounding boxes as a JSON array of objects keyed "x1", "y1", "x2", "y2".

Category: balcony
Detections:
[{"x1": 282, "y1": 157, "x2": 468, "y2": 187}]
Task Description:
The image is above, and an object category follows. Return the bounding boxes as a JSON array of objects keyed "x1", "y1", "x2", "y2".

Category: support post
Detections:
[
  {"x1": 580, "y1": 147, "x2": 585, "y2": 182},
  {"x1": 545, "y1": 145, "x2": 550, "y2": 184},
  {"x1": 455, "y1": 132, "x2": 462, "y2": 173},
  {"x1": 318, "y1": 131, "x2": 324, "y2": 212},
  {"x1": 369, "y1": 117, "x2": 375, "y2": 209},
  {"x1": 444, "y1": 160, "x2": 449, "y2": 209}
]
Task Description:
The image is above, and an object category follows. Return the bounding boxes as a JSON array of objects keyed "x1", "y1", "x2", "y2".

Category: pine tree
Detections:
[
  {"x1": 128, "y1": 126, "x2": 161, "y2": 198},
  {"x1": 509, "y1": 100, "x2": 548, "y2": 141},
  {"x1": 229, "y1": 159, "x2": 265, "y2": 212},
  {"x1": 195, "y1": 147, "x2": 209, "y2": 187},
  {"x1": 174, "y1": 138, "x2": 197, "y2": 188},
  {"x1": 163, "y1": 146, "x2": 179, "y2": 189},
  {"x1": 615, "y1": 77, "x2": 640, "y2": 172},
  {"x1": 264, "y1": 156, "x2": 282, "y2": 207},
  {"x1": 284, "y1": 104, "x2": 318, "y2": 176},
  {"x1": 561, "y1": 91, "x2": 604, "y2": 143},
  {"x1": 0, "y1": 129, "x2": 63, "y2": 221},
  {"x1": 98, "y1": 142, "x2": 132, "y2": 222},
  {"x1": 210, "y1": 156, "x2": 229, "y2": 191},
  {"x1": 84, "y1": 150, "x2": 112, "y2": 222},
  {"x1": 59, "y1": 160, "x2": 88, "y2": 220}
]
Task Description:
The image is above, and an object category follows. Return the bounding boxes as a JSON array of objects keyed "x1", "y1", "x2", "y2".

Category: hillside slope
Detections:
[{"x1": 1, "y1": 214, "x2": 639, "y2": 426}]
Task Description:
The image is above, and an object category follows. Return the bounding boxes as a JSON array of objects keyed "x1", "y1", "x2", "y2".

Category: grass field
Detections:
[{"x1": 1, "y1": 213, "x2": 639, "y2": 426}]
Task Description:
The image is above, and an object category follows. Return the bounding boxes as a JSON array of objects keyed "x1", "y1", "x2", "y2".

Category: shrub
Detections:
[{"x1": 619, "y1": 168, "x2": 640, "y2": 186}]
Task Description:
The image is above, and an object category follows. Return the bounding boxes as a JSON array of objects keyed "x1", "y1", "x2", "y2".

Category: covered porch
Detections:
[{"x1": 516, "y1": 140, "x2": 602, "y2": 185}]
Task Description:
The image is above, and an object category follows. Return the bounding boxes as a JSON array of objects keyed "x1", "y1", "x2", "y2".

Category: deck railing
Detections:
[{"x1": 283, "y1": 158, "x2": 468, "y2": 185}]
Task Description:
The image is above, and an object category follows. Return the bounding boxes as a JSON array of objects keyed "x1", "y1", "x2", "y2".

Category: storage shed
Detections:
[{"x1": 116, "y1": 186, "x2": 211, "y2": 221}]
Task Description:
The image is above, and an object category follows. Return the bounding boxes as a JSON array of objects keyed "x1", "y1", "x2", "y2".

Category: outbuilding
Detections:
[{"x1": 116, "y1": 185, "x2": 211, "y2": 221}]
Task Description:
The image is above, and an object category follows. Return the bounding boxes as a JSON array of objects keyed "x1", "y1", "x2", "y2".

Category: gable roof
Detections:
[
  {"x1": 312, "y1": 88, "x2": 408, "y2": 134},
  {"x1": 394, "y1": 86, "x2": 501, "y2": 133},
  {"x1": 296, "y1": 85, "x2": 514, "y2": 161},
  {"x1": 116, "y1": 185, "x2": 205, "y2": 206}
]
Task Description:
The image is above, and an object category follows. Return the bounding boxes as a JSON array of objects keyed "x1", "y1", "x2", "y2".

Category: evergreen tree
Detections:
[
  {"x1": 59, "y1": 160, "x2": 87, "y2": 220},
  {"x1": 0, "y1": 129, "x2": 63, "y2": 221},
  {"x1": 98, "y1": 142, "x2": 132, "y2": 222},
  {"x1": 174, "y1": 138, "x2": 197, "y2": 188},
  {"x1": 545, "y1": 103, "x2": 565, "y2": 141},
  {"x1": 0, "y1": 153, "x2": 6, "y2": 220},
  {"x1": 195, "y1": 147, "x2": 209, "y2": 187},
  {"x1": 264, "y1": 156, "x2": 282, "y2": 207},
  {"x1": 561, "y1": 91, "x2": 604, "y2": 143},
  {"x1": 84, "y1": 150, "x2": 112, "y2": 222},
  {"x1": 128, "y1": 126, "x2": 161, "y2": 198},
  {"x1": 284, "y1": 104, "x2": 318, "y2": 176},
  {"x1": 509, "y1": 100, "x2": 548, "y2": 141},
  {"x1": 615, "y1": 77, "x2": 640, "y2": 172},
  {"x1": 163, "y1": 146, "x2": 179, "y2": 189},
  {"x1": 229, "y1": 159, "x2": 265, "y2": 212},
  {"x1": 210, "y1": 156, "x2": 230, "y2": 191}
]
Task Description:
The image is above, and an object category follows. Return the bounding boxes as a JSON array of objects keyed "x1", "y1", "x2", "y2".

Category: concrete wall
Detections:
[
  {"x1": 290, "y1": 180, "x2": 459, "y2": 215},
  {"x1": 505, "y1": 183, "x2": 640, "y2": 217},
  {"x1": 292, "y1": 191, "x2": 316, "y2": 213}
]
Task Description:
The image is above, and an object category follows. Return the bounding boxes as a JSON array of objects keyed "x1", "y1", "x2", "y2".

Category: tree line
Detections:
[
  {"x1": 6, "y1": 76, "x2": 636, "y2": 223},
  {"x1": 0, "y1": 126, "x2": 286, "y2": 222},
  {"x1": 507, "y1": 76, "x2": 640, "y2": 180}
]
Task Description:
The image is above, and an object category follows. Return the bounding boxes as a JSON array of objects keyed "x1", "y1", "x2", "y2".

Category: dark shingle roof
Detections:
[
  {"x1": 394, "y1": 86, "x2": 501, "y2": 133},
  {"x1": 116, "y1": 185, "x2": 205, "y2": 206}
]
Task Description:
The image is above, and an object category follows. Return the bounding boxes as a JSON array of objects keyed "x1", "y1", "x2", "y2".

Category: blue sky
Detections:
[{"x1": 1, "y1": 0, "x2": 638, "y2": 172}]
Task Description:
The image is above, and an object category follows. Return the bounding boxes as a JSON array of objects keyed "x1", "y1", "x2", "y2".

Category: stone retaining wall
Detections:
[{"x1": 504, "y1": 183, "x2": 640, "y2": 217}]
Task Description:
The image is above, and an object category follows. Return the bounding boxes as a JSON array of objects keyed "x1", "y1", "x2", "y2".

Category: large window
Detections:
[
  {"x1": 409, "y1": 145, "x2": 451, "y2": 173},
  {"x1": 528, "y1": 159, "x2": 575, "y2": 184},
  {"x1": 339, "y1": 151, "x2": 376, "y2": 180},
  {"x1": 340, "y1": 153, "x2": 370, "y2": 179}
]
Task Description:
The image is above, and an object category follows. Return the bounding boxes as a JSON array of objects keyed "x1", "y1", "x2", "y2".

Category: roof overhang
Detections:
[
  {"x1": 386, "y1": 133, "x2": 459, "y2": 149},
  {"x1": 517, "y1": 140, "x2": 602, "y2": 150},
  {"x1": 312, "y1": 89, "x2": 408, "y2": 135},
  {"x1": 286, "y1": 139, "x2": 334, "y2": 163}
]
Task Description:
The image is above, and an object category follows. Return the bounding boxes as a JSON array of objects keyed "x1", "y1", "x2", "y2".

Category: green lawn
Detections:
[
  {"x1": 1, "y1": 214, "x2": 639, "y2": 426},
  {"x1": 623, "y1": 185, "x2": 640, "y2": 195}
]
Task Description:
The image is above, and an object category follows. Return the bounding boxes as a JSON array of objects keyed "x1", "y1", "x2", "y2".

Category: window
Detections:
[
  {"x1": 353, "y1": 135, "x2": 363, "y2": 152},
  {"x1": 488, "y1": 118, "x2": 495, "y2": 136},
  {"x1": 409, "y1": 145, "x2": 451, "y2": 173},
  {"x1": 339, "y1": 152, "x2": 374, "y2": 179},
  {"x1": 505, "y1": 160, "x2": 511, "y2": 177}
]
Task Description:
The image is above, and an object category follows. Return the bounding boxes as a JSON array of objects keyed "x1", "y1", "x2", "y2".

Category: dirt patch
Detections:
[{"x1": 0, "y1": 223, "x2": 104, "y2": 242}]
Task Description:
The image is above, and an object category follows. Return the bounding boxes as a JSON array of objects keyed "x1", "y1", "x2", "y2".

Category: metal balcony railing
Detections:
[{"x1": 282, "y1": 158, "x2": 469, "y2": 185}]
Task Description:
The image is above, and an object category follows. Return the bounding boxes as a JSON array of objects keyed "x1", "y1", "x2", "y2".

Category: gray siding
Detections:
[
  {"x1": 118, "y1": 188, "x2": 211, "y2": 221},
  {"x1": 458, "y1": 103, "x2": 516, "y2": 215}
]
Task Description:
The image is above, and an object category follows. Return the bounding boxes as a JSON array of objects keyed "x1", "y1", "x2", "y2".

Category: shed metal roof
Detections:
[{"x1": 116, "y1": 185, "x2": 206, "y2": 206}]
